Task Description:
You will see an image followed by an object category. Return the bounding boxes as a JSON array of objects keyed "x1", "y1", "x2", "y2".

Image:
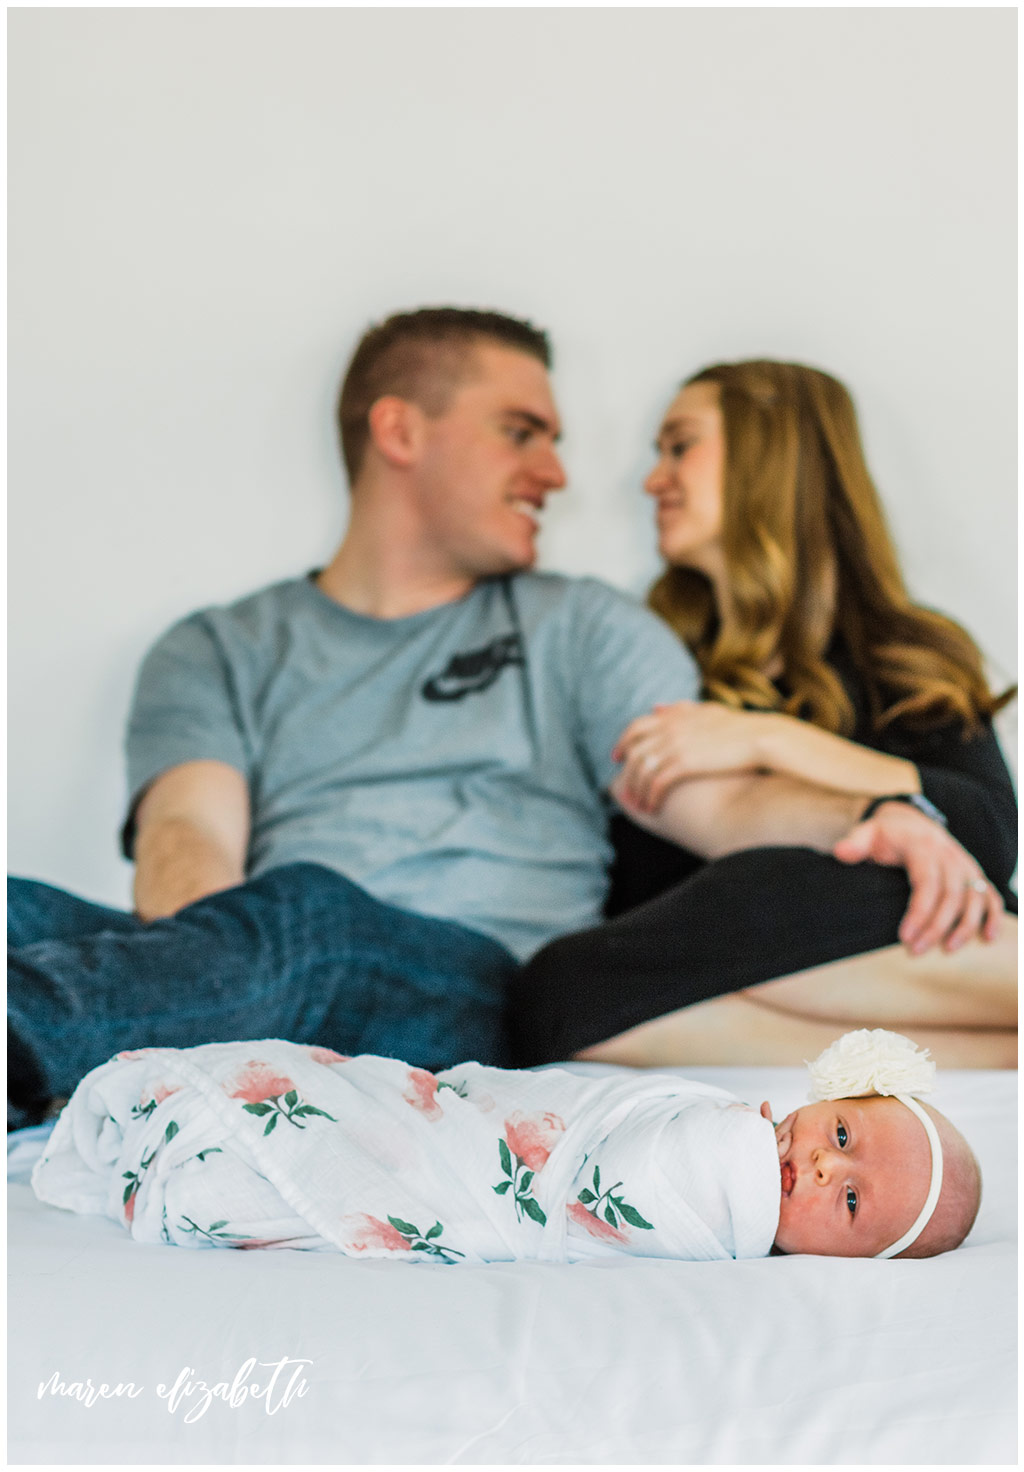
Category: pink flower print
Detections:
[
  {"x1": 495, "y1": 1112, "x2": 565, "y2": 1227},
  {"x1": 307, "y1": 1046, "x2": 350, "y2": 1066},
  {"x1": 228, "y1": 1062, "x2": 297, "y2": 1104},
  {"x1": 131, "y1": 1081, "x2": 182, "y2": 1122},
  {"x1": 504, "y1": 1111, "x2": 565, "y2": 1172},
  {"x1": 117, "y1": 1049, "x2": 157, "y2": 1060},
  {"x1": 567, "y1": 1201, "x2": 628, "y2": 1244},
  {"x1": 341, "y1": 1213, "x2": 413, "y2": 1254},
  {"x1": 403, "y1": 1068, "x2": 442, "y2": 1120},
  {"x1": 124, "y1": 1192, "x2": 137, "y2": 1225}
]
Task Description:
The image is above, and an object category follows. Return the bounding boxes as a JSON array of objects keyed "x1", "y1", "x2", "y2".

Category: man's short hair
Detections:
[{"x1": 337, "y1": 307, "x2": 552, "y2": 483}]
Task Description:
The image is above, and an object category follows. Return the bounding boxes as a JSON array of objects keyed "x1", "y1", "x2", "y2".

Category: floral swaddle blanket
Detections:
[{"x1": 31, "y1": 1041, "x2": 781, "y2": 1263}]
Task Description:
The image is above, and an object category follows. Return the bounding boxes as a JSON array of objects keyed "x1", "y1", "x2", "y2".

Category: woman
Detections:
[{"x1": 510, "y1": 361, "x2": 1016, "y2": 1069}]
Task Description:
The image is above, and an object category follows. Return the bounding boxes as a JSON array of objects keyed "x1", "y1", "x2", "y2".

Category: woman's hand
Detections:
[
  {"x1": 612, "y1": 701, "x2": 766, "y2": 813},
  {"x1": 614, "y1": 701, "x2": 922, "y2": 815},
  {"x1": 833, "y1": 801, "x2": 1004, "y2": 953}
]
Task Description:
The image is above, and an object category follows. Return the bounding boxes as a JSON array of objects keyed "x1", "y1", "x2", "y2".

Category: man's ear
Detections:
[{"x1": 366, "y1": 396, "x2": 424, "y2": 469}]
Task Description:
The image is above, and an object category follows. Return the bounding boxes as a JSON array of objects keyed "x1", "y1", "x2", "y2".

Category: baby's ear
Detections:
[{"x1": 759, "y1": 1101, "x2": 773, "y2": 1121}]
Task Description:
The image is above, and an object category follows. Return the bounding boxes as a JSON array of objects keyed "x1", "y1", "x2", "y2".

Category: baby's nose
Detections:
[{"x1": 812, "y1": 1146, "x2": 837, "y2": 1182}]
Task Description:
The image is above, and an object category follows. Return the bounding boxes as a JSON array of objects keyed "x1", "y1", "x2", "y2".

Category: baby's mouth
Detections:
[{"x1": 780, "y1": 1161, "x2": 796, "y2": 1197}]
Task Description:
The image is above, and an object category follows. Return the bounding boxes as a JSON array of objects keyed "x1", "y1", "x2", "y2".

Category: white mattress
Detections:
[{"x1": 8, "y1": 1063, "x2": 1016, "y2": 1465}]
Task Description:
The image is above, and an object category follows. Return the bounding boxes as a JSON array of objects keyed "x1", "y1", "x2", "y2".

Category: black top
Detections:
[{"x1": 606, "y1": 647, "x2": 1018, "y2": 918}]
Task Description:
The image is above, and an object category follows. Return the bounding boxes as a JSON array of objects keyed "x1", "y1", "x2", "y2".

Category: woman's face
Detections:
[{"x1": 645, "y1": 381, "x2": 725, "y2": 576}]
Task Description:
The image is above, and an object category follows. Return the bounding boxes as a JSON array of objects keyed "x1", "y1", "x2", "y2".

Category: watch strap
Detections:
[{"x1": 860, "y1": 793, "x2": 948, "y2": 827}]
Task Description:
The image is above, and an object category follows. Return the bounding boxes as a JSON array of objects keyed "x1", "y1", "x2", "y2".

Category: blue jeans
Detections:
[{"x1": 8, "y1": 863, "x2": 518, "y2": 1112}]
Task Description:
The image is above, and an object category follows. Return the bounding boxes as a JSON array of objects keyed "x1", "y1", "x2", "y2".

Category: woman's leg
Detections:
[
  {"x1": 577, "y1": 929, "x2": 1017, "y2": 1069},
  {"x1": 509, "y1": 847, "x2": 1017, "y2": 1066},
  {"x1": 740, "y1": 921, "x2": 1017, "y2": 1028}
]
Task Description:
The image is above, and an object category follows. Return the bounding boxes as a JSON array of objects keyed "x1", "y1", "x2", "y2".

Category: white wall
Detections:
[{"x1": 9, "y1": 8, "x2": 1016, "y2": 906}]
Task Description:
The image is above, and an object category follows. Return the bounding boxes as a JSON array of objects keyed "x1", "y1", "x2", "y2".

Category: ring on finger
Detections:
[
  {"x1": 641, "y1": 754, "x2": 659, "y2": 773},
  {"x1": 964, "y1": 878, "x2": 989, "y2": 895}
]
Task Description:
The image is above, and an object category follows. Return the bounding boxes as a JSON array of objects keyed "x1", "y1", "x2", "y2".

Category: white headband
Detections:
[
  {"x1": 872, "y1": 1093, "x2": 944, "y2": 1259},
  {"x1": 805, "y1": 1029, "x2": 944, "y2": 1260}
]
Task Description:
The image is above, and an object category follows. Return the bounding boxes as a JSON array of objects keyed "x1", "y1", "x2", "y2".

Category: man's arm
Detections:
[
  {"x1": 132, "y1": 760, "x2": 250, "y2": 921},
  {"x1": 612, "y1": 768, "x2": 1004, "y2": 954}
]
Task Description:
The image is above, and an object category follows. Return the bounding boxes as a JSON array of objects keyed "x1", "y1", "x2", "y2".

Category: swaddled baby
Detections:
[{"x1": 31, "y1": 1030, "x2": 978, "y2": 1263}]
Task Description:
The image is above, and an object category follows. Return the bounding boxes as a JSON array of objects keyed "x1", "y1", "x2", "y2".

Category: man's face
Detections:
[
  {"x1": 770, "y1": 1096, "x2": 933, "y2": 1257},
  {"x1": 412, "y1": 344, "x2": 567, "y2": 579}
]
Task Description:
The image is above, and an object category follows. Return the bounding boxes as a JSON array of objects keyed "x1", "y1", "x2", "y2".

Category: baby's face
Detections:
[{"x1": 766, "y1": 1095, "x2": 932, "y2": 1257}]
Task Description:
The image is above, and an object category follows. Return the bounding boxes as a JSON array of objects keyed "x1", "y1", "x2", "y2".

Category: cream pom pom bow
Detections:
[{"x1": 806, "y1": 1028, "x2": 937, "y2": 1102}]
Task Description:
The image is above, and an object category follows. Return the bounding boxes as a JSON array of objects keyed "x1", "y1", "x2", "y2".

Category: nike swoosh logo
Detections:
[{"x1": 421, "y1": 634, "x2": 525, "y2": 703}]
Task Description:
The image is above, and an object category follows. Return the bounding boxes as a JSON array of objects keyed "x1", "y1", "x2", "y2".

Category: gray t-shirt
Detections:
[{"x1": 124, "y1": 572, "x2": 698, "y2": 960}]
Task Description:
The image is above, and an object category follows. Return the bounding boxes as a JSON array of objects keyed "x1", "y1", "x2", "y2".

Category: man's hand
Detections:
[{"x1": 833, "y1": 801, "x2": 1003, "y2": 955}]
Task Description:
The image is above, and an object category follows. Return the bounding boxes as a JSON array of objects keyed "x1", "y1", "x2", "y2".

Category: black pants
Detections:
[{"x1": 508, "y1": 845, "x2": 913, "y2": 1066}]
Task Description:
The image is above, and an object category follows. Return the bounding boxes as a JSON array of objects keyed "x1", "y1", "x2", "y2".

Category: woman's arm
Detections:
[{"x1": 614, "y1": 702, "x2": 920, "y2": 814}]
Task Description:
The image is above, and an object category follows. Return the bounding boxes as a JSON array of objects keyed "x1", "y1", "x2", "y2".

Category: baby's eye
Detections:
[
  {"x1": 836, "y1": 1122, "x2": 848, "y2": 1148},
  {"x1": 846, "y1": 1187, "x2": 857, "y2": 1216}
]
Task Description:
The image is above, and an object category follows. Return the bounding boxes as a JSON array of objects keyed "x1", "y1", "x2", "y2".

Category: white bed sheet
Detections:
[{"x1": 7, "y1": 1064, "x2": 1017, "y2": 1465}]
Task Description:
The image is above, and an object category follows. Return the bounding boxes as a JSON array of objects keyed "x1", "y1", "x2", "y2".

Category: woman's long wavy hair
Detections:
[{"x1": 648, "y1": 360, "x2": 1012, "y2": 735}]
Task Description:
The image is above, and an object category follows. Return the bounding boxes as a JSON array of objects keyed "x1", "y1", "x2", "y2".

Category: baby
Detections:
[{"x1": 32, "y1": 1029, "x2": 979, "y2": 1263}]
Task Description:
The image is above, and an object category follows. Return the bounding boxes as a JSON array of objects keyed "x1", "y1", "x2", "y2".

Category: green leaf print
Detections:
[
  {"x1": 618, "y1": 1202, "x2": 654, "y2": 1230},
  {"x1": 242, "y1": 1092, "x2": 338, "y2": 1132},
  {"x1": 574, "y1": 1174, "x2": 655, "y2": 1235},
  {"x1": 388, "y1": 1216, "x2": 420, "y2": 1238},
  {"x1": 494, "y1": 1135, "x2": 549, "y2": 1227},
  {"x1": 384, "y1": 1215, "x2": 465, "y2": 1262},
  {"x1": 121, "y1": 1126, "x2": 180, "y2": 1217},
  {"x1": 178, "y1": 1215, "x2": 249, "y2": 1243}
]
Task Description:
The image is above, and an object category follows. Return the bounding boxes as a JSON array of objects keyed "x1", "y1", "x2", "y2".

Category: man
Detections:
[{"x1": 8, "y1": 308, "x2": 1004, "y2": 1120}]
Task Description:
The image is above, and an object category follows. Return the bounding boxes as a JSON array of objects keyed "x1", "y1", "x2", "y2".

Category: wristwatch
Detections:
[{"x1": 859, "y1": 793, "x2": 948, "y2": 827}]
